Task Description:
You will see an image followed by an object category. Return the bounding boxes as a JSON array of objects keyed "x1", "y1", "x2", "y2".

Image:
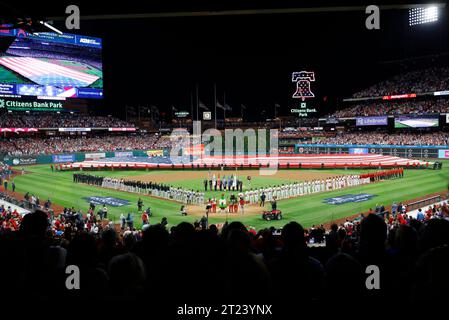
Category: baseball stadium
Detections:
[
  {"x1": 1, "y1": 0, "x2": 449, "y2": 315},
  {"x1": 1, "y1": 153, "x2": 440, "y2": 230}
]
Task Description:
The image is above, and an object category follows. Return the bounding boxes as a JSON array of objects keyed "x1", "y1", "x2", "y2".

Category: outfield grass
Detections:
[{"x1": 11, "y1": 163, "x2": 449, "y2": 230}]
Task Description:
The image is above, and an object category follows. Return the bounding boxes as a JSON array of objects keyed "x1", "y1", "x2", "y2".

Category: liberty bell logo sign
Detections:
[{"x1": 292, "y1": 71, "x2": 315, "y2": 101}]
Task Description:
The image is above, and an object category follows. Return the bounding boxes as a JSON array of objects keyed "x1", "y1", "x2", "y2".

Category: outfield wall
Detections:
[
  {"x1": 61, "y1": 154, "x2": 434, "y2": 171},
  {"x1": 0, "y1": 149, "x2": 170, "y2": 166}
]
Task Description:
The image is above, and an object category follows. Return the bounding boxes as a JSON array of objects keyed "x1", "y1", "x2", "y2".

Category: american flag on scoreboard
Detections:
[{"x1": 0, "y1": 57, "x2": 99, "y2": 87}]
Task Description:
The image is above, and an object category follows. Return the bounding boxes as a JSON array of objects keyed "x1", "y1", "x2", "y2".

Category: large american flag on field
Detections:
[{"x1": 0, "y1": 56, "x2": 99, "y2": 87}]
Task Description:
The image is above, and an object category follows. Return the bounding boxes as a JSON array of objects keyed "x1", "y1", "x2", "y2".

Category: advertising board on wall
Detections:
[
  {"x1": 52, "y1": 154, "x2": 75, "y2": 163},
  {"x1": 146, "y1": 150, "x2": 164, "y2": 157},
  {"x1": 85, "y1": 152, "x2": 106, "y2": 160}
]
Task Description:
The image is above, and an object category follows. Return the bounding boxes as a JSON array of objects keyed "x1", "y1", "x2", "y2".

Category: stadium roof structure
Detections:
[{"x1": 0, "y1": 1, "x2": 444, "y2": 19}]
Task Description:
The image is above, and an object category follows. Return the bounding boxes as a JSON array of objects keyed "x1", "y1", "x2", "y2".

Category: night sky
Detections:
[{"x1": 2, "y1": 1, "x2": 449, "y2": 119}]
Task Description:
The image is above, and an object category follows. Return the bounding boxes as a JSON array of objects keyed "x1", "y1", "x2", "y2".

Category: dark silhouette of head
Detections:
[
  {"x1": 171, "y1": 222, "x2": 195, "y2": 244},
  {"x1": 227, "y1": 229, "x2": 251, "y2": 254},
  {"x1": 221, "y1": 221, "x2": 247, "y2": 240},
  {"x1": 418, "y1": 219, "x2": 449, "y2": 253},
  {"x1": 142, "y1": 224, "x2": 169, "y2": 252},
  {"x1": 108, "y1": 253, "x2": 146, "y2": 295},
  {"x1": 67, "y1": 232, "x2": 97, "y2": 267},
  {"x1": 330, "y1": 223, "x2": 338, "y2": 232},
  {"x1": 209, "y1": 224, "x2": 218, "y2": 235},
  {"x1": 281, "y1": 221, "x2": 306, "y2": 252},
  {"x1": 359, "y1": 214, "x2": 387, "y2": 252},
  {"x1": 19, "y1": 210, "x2": 49, "y2": 240},
  {"x1": 395, "y1": 224, "x2": 418, "y2": 256},
  {"x1": 123, "y1": 232, "x2": 137, "y2": 251},
  {"x1": 325, "y1": 253, "x2": 363, "y2": 300}
]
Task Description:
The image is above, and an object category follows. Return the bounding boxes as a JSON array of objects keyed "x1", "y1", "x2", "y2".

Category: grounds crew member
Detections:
[
  {"x1": 260, "y1": 191, "x2": 266, "y2": 207},
  {"x1": 271, "y1": 196, "x2": 278, "y2": 211},
  {"x1": 137, "y1": 198, "x2": 144, "y2": 212}
]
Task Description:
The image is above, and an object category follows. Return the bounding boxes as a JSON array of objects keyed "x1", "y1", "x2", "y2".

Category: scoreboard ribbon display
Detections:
[{"x1": 295, "y1": 144, "x2": 448, "y2": 159}]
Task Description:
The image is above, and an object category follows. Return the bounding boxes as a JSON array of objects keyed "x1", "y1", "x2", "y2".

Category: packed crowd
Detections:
[
  {"x1": 301, "y1": 132, "x2": 449, "y2": 146},
  {"x1": 352, "y1": 67, "x2": 449, "y2": 98},
  {"x1": 331, "y1": 99, "x2": 449, "y2": 117},
  {"x1": 0, "y1": 188, "x2": 142, "y2": 233},
  {"x1": 1, "y1": 159, "x2": 448, "y2": 304},
  {"x1": 306, "y1": 200, "x2": 449, "y2": 245},
  {"x1": 0, "y1": 202, "x2": 22, "y2": 231},
  {"x1": 0, "y1": 111, "x2": 133, "y2": 128},
  {"x1": 3, "y1": 130, "x2": 449, "y2": 157},
  {"x1": 0, "y1": 199, "x2": 448, "y2": 303},
  {"x1": 0, "y1": 134, "x2": 166, "y2": 156}
]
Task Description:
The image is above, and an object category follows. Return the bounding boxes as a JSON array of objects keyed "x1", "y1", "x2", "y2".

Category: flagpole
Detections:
[
  {"x1": 125, "y1": 105, "x2": 128, "y2": 123},
  {"x1": 214, "y1": 83, "x2": 217, "y2": 129},
  {"x1": 223, "y1": 91, "x2": 226, "y2": 123},
  {"x1": 138, "y1": 106, "x2": 141, "y2": 126},
  {"x1": 196, "y1": 83, "x2": 199, "y2": 122},
  {"x1": 190, "y1": 90, "x2": 194, "y2": 124}
]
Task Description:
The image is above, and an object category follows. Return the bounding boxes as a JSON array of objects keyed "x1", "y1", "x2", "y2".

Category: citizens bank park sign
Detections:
[{"x1": 0, "y1": 97, "x2": 64, "y2": 111}]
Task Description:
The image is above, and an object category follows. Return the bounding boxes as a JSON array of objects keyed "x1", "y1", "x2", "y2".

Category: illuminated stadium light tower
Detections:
[{"x1": 409, "y1": 6, "x2": 439, "y2": 26}]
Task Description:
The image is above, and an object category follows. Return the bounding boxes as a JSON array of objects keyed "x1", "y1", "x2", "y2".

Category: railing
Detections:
[
  {"x1": 406, "y1": 195, "x2": 444, "y2": 211},
  {"x1": 0, "y1": 192, "x2": 54, "y2": 217}
]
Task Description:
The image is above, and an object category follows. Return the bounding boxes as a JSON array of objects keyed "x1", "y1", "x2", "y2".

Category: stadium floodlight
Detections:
[{"x1": 409, "y1": 6, "x2": 439, "y2": 26}]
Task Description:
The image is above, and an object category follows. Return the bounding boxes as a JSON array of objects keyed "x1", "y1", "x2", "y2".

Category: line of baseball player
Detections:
[
  {"x1": 99, "y1": 174, "x2": 372, "y2": 207},
  {"x1": 100, "y1": 177, "x2": 205, "y2": 205},
  {"x1": 207, "y1": 175, "x2": 372, "y2": 213}
]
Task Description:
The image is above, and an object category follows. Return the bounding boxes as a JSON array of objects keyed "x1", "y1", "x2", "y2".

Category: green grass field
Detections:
[{"x1": 10, "y1": 163, "x2": 449, "y2": 230}]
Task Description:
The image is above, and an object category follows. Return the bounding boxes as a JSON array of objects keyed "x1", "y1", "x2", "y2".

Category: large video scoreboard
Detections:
[{"x1": 0, "y1": 29, "x2": 102, "y2": 100}]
